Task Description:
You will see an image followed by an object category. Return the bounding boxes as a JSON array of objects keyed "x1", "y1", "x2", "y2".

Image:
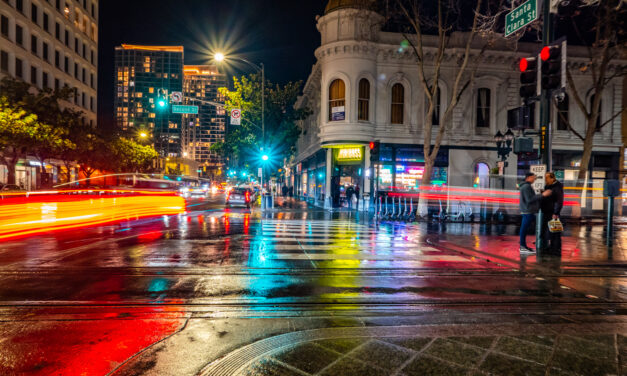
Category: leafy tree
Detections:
[
  {"x1": 218, "y1": 73, "x2": 310, "y2": 168},
  {"x1": 0, "y1": 98, "x2": 42, "y2": 185},
  {"x1": 110, "y1": 137, "x2": 159, "y2": 173}
]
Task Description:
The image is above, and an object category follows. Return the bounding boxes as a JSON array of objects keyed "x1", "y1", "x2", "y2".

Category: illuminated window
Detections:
[
  {"x1": 149, "y1": 87, "x2": 154, "y2": 93},
  {"x1": 328, "y1": 79, "x2": 345, "y2": 121},
  {"x1": 391, "y1": 83, "x2": 404, "y2": 124},
  {"x1": 474, "y1": 163, "x2": 490, "y2": 189}
]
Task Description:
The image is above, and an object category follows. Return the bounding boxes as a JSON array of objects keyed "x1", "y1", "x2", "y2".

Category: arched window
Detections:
[
  {"x1": 474, "y1": 162, "x2": 490, "y2": 189},
  {"x1": 556, "y1": 93, "x2": 569, "y2": 131},
  {"x1": 390, "y1": 83, "x2": 404, "y2": 124},
  {"x1": 328, "y1": 79, "x2": 345, "y2": 121},
  {"x1": 358, "y1": 78, "x2": 370, "y2": 121},
  {"x1": 476, "y1": 88, "x2": 490, "y2": 128}
]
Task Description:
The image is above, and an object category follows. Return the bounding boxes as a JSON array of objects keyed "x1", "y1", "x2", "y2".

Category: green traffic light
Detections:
[
  {"x1": 262, "y1": 155, "x2": 269, "y2": 161},
  {"x1": 158, "y1": 99, "x2": 167, "y2": 108}
]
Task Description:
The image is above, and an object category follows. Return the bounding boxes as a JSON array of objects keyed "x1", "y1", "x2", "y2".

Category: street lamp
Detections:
[{"x1": 140, "y1": 132, "x2": 148, "y2": 139}]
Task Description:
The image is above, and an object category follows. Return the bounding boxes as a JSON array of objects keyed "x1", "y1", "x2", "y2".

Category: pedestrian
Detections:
[
  {"x1": 519, "y1": 172, "x2": 550, "y2": 254},
  {"x1": 540, "y1": 172, "x2": 564, "y2": 255},
  {"x1": 288, "y1": 186, "x2": 294, "y2": 197},
  {"x1": 345, "y1": 185, "x2": 354, "y2": 209},
  {"x1": 282, "y1": 185, "x2": 288, "y2": 197},
  {"x1": 354, "y1": 185, "x2": 360, "y2": 211}
]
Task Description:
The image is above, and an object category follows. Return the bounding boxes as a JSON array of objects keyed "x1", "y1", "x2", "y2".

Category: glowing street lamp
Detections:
[
  {"x1": 214, "y1": 52, "x2": 225, "y2": 62},
  {"x1": 262, "y1": 154, "x2": 269, "y2": 161},
  {"x1": 139, "y1": 132, "x2": 148, "y2": 139}
]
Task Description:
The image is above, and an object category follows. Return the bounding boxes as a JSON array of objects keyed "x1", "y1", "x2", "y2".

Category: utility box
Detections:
[
  {"x1": 514, "y1": 137, "x2": 534, "y2": 153},
  {"x1": 603, "y1": 180, "x2": 620, "y2": 197}
]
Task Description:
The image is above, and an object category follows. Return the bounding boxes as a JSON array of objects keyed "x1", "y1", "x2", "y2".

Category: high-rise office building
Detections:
[
  {"x1": 182, "y1": 65, "x2": 226, "y2": 177},
  {"x1": 114, "y1": 44, "x2": 184, "y2": 157},
  {"x1": 0, "y1": 0, "x2": 99, "y2": 125}
]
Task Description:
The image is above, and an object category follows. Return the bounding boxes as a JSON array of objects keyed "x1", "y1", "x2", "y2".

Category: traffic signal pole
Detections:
[{"x1": 536, "y1": 0, "x2": 553, "y2": 252}]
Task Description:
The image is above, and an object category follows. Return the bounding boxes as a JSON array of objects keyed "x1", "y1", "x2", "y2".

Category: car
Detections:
[
  {"x1": 1, "y1": 184, "x2": 25, "y2": 192},
  {"x1": 226, "y1": 187, "x2": 254, "y2": 208},
  {"x1": 0, "y1": 184, "x2": 27, "y2": 199},
  {"x1": 189, "y1": 186, "x2": 208, "y2": 197}
]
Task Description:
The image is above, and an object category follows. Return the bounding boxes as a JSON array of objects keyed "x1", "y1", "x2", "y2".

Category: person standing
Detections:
[
  {"x1": 519, "y1": 172, "x2": 550, "y2": 254},
  {"x1": 540, "y1": 172, "x2": 564, "y2": 255},
  {"x1": 345, "y1": 185, "x2": 354, "y2": 209},
  {"x1": 354, "y1": 185, "x2": 360, "y2": 211}
]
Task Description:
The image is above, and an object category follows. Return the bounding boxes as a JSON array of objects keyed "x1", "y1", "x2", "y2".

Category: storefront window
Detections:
[
  {"x1": 473, "y1": 162, "x2": 490, "y2": 189},
  {"x1": 395, "y1": 165, "x2": 423, "y2": 190},
  {"x1": 378, "y1": 165, "x2": 393, "y2": 191}
]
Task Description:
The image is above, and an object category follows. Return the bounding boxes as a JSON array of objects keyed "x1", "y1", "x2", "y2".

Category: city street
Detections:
[{"x1": 0, "y1": 195, "x2": 625, "y2": 375}]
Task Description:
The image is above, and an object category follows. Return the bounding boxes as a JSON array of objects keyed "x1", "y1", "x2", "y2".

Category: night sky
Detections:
[{"x1": 98, "y1": 0, "x2": 325, "y2": 127}]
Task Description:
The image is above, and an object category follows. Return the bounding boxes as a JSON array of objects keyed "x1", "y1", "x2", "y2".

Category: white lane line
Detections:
[{"x1": 266, "y1": 254, "x2": 469, "y2": 262}]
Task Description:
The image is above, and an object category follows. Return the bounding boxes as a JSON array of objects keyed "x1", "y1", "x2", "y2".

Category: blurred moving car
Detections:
[{"x1": 226, "y1": 187, "x2": 254, "y2": 208}]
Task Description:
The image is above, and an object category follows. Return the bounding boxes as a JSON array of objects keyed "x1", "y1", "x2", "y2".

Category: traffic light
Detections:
[
  {"x1": 519, "y1": 56, "x2": 539, "y2": 100},
  {"x1": 540, "y1": 41, "x2": 566, "y2": 91},
  {"x1": 157, "y1": 89, "x2": 168, "y2": 108},
  {"x1": 369, "y1": 141, "x2": 380, "y2": 163}
]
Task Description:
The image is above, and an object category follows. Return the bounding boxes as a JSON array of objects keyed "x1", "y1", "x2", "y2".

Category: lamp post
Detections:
[{"x1": 494, "y1": 129, "x2": 514, "y2": 189}]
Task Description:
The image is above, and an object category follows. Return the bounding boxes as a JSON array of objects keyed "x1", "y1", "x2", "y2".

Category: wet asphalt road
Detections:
[{"x1": 0, "y1": 193, "x2": 625, "y2": 375}]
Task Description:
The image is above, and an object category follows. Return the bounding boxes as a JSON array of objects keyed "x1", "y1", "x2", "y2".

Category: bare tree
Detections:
[
  {"x1": 390, "y1": 0, "x2": 502, "y2": 186},
  {"x1": 558, "y1": 0, "x2": 626, "y2": 181}
]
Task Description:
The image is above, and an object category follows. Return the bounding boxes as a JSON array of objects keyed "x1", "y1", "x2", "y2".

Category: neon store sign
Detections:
[{"x1": 337, "y1": 148, "x2": 362, "y2": 161}]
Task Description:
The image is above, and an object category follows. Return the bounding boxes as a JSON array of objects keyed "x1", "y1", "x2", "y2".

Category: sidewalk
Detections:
[{"x1": 436, "y1": 228, "x2": 626, "y2": 268}]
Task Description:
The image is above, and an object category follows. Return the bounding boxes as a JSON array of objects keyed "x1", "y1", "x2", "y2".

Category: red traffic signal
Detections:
[
  {"x1": 541, "y1": 44, "x2": 564, "y2": 90},
  {"x1": 519, "y1": 57, "x2": 538, "y2": 99},
  {"x1": 369, "y1": 141, "x2": 375, "y2": 150}
]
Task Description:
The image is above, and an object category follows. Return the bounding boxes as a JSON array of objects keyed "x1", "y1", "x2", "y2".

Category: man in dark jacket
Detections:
[
  {"x1": 519, "y1": 172, "x2": 551, "y2": 254},
  {"x1": 541, "y1": 172, "x2": 564, "y2": 255}
]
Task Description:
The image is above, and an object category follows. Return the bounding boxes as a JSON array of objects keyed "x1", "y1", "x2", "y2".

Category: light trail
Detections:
[{"x1": 0, "y1": 193, "x2": 186, "y2": 240}]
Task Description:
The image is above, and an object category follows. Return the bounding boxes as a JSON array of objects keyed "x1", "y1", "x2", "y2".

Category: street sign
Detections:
[
  {"x1": 171, "y1": 91, "x2": 183, "y2": 103},
  {"x1": 505, "y1": 0, "x2": 538, "y2": 37},
  {"x1": 530, "y1": 164, "x2": 546, "y2": 193},
  {"x1": 497, "y1": 161, "x2": 505, "y2": 176},
  {"x1": 172, "y1": 105, "x2": 198, "y2": 114},
  {"x1": 231, "y1": 108, "x2": 241, "y2": 125}
]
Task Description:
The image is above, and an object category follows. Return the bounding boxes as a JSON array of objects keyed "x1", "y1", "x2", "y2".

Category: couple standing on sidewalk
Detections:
[{"x1": 519, "y1": 171, "x2": 564, "y2": 255}]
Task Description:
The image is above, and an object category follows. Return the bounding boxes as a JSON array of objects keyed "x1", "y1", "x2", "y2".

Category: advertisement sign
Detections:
[{"x1": 331, "y1": 106, "x2": 345, "y2": 121}]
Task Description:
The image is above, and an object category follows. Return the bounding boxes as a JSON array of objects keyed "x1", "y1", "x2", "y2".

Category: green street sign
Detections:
[
  {"x1": 505, "y1": 0, "x2": 538, "y2": 37},
  {"x1": 172, "y1": 105, "x2": 199, "y2": 114}
]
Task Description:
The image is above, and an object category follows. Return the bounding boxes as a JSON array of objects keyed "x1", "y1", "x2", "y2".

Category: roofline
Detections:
[{"x1": 118, "y1": 44, "x2": 184, "y2": 53}]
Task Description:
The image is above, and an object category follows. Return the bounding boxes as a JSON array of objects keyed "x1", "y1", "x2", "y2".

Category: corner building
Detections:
[
  {"x1": 292, "y1": 0, "x2": 623, "y2": 214},
  {"x1": 114, "y1": 45, "x2": 184, "y2": 157}
]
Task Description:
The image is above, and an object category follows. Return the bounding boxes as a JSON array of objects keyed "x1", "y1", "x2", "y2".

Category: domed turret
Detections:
[{"x1": 325, "y1": 0, "x2": 376, "y2": 14}]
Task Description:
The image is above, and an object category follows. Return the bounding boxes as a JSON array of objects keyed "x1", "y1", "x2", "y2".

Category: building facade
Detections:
[
  {"x1": 183, "y1": 65, "x2": 226, "y2": 178},
  {"x1": 114, "y1": 45, "x2": 184, "y2": 157},
  {"x1": 0, "y1": 0, "x2": 98, "y2": 188},
  {"x1": 293, "y1": 0, "x2": 624, "y2": 214},
  {"x1": 0, "y1": 0, "x2": 98, "y2": 122}
]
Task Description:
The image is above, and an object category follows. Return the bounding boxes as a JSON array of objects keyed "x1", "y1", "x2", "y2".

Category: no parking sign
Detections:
[{"x1": 230, "y1": 109, "x2": 241, "y2": 125}]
